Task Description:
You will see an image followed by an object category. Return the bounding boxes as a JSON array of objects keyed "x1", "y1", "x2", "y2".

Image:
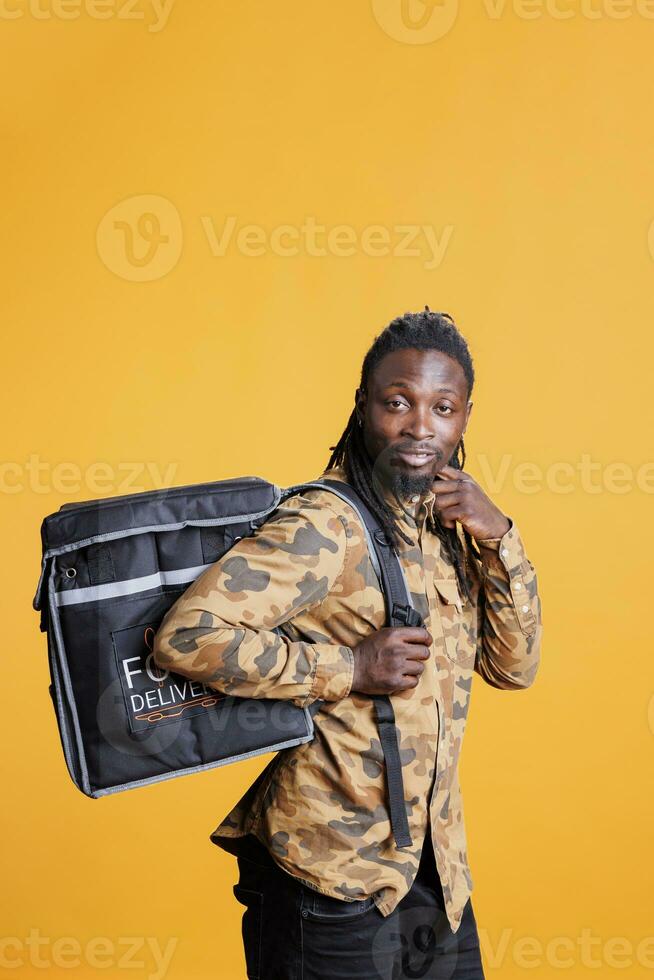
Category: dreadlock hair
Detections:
[{"x1": 326, "y1": 307, "x2": 479, "y2": 602}]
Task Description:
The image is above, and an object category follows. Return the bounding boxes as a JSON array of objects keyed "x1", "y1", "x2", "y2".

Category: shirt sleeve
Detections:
[
  {"x1": 472, "y1": 517, "x2": 542, "y2": 690},
  {"x1": 151, "y1": 490, "x2": 355, "y2": 707}
]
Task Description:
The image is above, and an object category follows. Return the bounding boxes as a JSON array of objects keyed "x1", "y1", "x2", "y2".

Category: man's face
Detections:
[{"x1": 355, "y1": 348, "x2": 473, "y2": 499}]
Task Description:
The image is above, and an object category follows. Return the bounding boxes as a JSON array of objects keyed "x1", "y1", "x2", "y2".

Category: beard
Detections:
[
  {"x1": 388, "y1": 468, "x2": 435, "y2": 500},
  {"x1": 368, "y1": 444, "x2": 445, "y2": 503}
]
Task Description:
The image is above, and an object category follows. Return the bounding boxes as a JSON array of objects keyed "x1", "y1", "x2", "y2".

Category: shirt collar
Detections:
[{"x1": 318, "y1": 463, "x2": 436, "y2": 527}]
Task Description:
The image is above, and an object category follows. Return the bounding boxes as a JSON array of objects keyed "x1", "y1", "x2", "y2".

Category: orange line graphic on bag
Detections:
[
  {"x1": 134, "y1": 695, "x2": 222, "y2": 724},
  {"x1": 143, "y1": 626, "x2": 156, "y2": 654}
]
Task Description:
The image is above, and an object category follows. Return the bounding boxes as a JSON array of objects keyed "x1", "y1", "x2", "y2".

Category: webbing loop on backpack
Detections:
[
  {"x1": 87, "y1": 542, "x2": 116, "y2": 587},
  {"x1": 370, "y1": 695, "x2": 412, "y2": 848}
]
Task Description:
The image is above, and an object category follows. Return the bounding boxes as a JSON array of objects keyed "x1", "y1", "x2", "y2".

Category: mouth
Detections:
[{"x1": 394, "y1": 450, "x2": 437, "y2": 468}]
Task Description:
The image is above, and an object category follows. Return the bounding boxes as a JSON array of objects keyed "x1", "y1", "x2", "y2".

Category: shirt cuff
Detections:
[
  {"x1": 304, "y1": 644, "x2": 355, "y2": 704},
  {"x1": 475, "y1": 518, "x2": 538, "y2": 636},
  {"x1": 475, "y1": 516, "x2": 513, "y2": 551}
]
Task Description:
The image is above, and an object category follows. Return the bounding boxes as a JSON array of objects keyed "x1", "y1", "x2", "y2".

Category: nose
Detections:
[{"x1": 401, "y1": 407, "x2": 435, "y2": 443}]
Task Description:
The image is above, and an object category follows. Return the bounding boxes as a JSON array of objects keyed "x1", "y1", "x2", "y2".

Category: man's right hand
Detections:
[{"x1": 351, "y1": 627, "x2": 432, "y2": 695}]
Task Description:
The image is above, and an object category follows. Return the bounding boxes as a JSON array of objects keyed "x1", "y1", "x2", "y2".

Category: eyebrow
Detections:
[{"x1": 385, "y1": 381, "x2": 458, "y2": 395}]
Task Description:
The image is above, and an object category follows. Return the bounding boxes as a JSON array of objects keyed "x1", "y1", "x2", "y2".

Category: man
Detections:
[{"x1": 152, "y1": 308, "x2": 542, "y2": 979}]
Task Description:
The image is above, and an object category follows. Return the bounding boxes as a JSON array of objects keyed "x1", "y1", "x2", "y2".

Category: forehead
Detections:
[{"x1": 370, "y1": 348, "x2": 469, "y2": 397}]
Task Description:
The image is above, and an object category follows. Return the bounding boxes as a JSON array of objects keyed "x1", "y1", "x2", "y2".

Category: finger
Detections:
[
  {"x1": 433, "y1": 495, "x2": 463, "y2": 514},
  {"x1": 400, "y1": 639, "x2": 431, "y2": 656},
  {"x1": 399, "y1": 627, "x2": 433, "y2": 645},
  {"x1": 401, "y1": 660, "x2": 426, "y2": 676},
  {"x1": 402, "y1": 647, "x2": 431, "y2": 662},
  {"x1": 431, "y1": 480, "x2": 462, "y2": 496},
  {"x1": 436, "y1": 464, "x2": 465, "y2": 481},
  {"x1": 434, "y1": 504, "x2": 464, "y2": 528},
  {"x1": 432, "y1": 499, "x2": 460, "y2": 528},
  {"x1": 394, "y1": 675, "x2": 420, "y2": 691},
  {"x1": 388, "y1": 626, "x2": 432, "y2": 643},
  {"x1": 434, "y1": 491, "x2": 464, "y2": 517},
  {"x1": 434, "y1": 467, "x2": 476, "y2": 492}
]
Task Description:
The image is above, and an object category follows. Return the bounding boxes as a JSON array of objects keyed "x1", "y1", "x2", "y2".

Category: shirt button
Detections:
[
  {"x1": 514, "y1": 582, "x2": 522, "y2": 590},
  {"x1": 501, "y1": 548, "x2": 509, "y2": 557},
  {"x1": 521, "y1": 604, "x2": 529, "y2": 613}
]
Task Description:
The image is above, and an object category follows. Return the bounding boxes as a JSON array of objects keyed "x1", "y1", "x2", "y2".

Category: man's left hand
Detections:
[{"x1": 431, "y1": 464, "x2": 510, "y2": 541}]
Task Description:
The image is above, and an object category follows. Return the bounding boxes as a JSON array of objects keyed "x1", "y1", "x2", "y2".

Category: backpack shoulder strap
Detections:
[
  {"x1": 320, "y1": 479, "x2": 424, "y2": 630},
  {"x1": 282, "y1": 479, "x2": 422, "y2": 629},
  {"x1": 284, "y1": 477, "x2": 421, "y2": 849}
]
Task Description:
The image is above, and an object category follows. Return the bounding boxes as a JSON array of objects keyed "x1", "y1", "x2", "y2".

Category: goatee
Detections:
[{"x1": 389, "y1": 468, "x2": 435, "y2": 501}]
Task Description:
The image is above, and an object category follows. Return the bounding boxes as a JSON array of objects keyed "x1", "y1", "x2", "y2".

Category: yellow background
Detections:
[{"x1": 2, "y1": 0, "x2": 653, "y2": 977}]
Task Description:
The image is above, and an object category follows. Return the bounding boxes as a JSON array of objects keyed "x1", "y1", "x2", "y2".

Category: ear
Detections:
[
  {"x1": 354, "y1": 387, "x2": 366, "y2": 424},
  {"x1": 462, "y1": 400, "x2": 473, "y2": 436}
]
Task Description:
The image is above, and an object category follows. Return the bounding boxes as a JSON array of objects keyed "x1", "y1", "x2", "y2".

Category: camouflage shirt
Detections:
[{"x1": 152, "y1": 464, "x2": 542, "y2": 933}]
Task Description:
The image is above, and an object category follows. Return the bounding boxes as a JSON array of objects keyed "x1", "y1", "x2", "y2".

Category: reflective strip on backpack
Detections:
[{"x1": 54, "y1": 563, "x2": 214, "y2": 607}]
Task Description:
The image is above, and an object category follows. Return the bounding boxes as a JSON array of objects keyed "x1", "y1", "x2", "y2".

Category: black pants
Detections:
[{"x1": 232, "y1": 833, "x2": 485, "y2": 979}]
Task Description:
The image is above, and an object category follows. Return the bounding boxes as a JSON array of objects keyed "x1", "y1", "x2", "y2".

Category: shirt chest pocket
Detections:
[{"x1": 433, "y1": 578, "x2": 476, "y2": 668}]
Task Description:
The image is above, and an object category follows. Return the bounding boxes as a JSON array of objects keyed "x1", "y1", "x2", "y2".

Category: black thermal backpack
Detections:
[{"x1": 32, "y1": 475, "x2": 424, "y2": 848}]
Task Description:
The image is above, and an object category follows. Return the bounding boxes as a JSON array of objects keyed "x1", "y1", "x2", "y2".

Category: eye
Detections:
[
  {"x1": 386, "y1": 399, "x2": 407, "y2": 409},
  {"x1": 436, "y1": 405, "x2": 453, "y2": 415}
]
